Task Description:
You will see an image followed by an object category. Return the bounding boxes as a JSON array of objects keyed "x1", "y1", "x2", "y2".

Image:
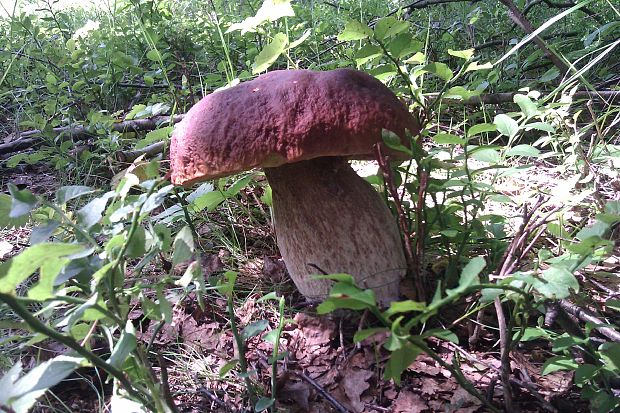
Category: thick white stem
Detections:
[{"x1": 264, "y1": 157, "x2": 406, "y2": 306}]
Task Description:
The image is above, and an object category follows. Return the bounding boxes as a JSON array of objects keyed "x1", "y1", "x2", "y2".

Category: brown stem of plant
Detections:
[
  {"x1": 374, "y1": 143, "x2": 425, "y2": 301},
  {"x1": 494, "y1": 297, "x2": 515, "y2": 412},
  {"x1": 498, "y1": 0, "x2": 570, "y2": 74}
]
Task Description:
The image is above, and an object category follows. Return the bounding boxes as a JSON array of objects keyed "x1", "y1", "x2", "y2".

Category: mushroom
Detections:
[{"x1": 170, "y1": 68, "x2": 419, "y2": 306}]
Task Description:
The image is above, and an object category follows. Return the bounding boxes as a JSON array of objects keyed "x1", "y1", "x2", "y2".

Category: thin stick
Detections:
[{"x1": 296, "y1": 371, "x2": 349, "y2": 413}]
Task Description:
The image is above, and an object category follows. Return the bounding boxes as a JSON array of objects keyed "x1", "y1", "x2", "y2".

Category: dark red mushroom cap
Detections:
[{"x1": 170, "y1": 68, "x2": 418, "y2": 186}]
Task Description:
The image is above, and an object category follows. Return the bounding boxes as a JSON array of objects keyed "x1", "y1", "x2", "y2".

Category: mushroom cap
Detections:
[{"x1": 170, "y1": 68, "x2": 418, "y2": 186}]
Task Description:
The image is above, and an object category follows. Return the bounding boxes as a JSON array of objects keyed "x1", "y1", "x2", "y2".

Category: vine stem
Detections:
[{"x1": 0, "y1": 292, "x2": 156, "y2": 411}]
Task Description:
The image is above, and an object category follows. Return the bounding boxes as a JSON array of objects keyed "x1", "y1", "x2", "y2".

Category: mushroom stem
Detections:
[{"x1": 264, "y1": 157, "x2": 406, "y2": 306}]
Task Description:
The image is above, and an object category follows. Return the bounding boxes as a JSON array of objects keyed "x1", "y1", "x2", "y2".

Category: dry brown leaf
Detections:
[
  {"x1": 341, "y1": 368, "x2": 373, "y2": 412},
  {"x1": 280, "y1": 381, "x2": 311, "y2": 411},
  {"x1": 392, "y1": 390, "x2": 428, "y2": 413}
]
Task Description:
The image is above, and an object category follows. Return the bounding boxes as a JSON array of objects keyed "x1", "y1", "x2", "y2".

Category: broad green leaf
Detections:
[
  {"x1": 2, "y1": 356, "x2": 85, "y2": 413},
  {"x1": 0, "y1": 194, "x2": 29, "y2": 228},
  {"x1": 540, "y1": 68, "x2": 559, "y2": 82},
  {"x1": 505, "y1": 144, "x2": 540, "y2": 157},
  {"x1": 289, "y1": 29, "x2": 311, "y2": 49},
  {"x1": 136, "y1": 126, "x2": 173, "y2": 149},
  {"x1": 494, "y1": 114, "x2": 519, "y2": 138},
  {"x1": 471, "y1": 147, "x2": 501, "y2": 163},
  {"x1": 172, "y1": 226, "x2": 194, "y2": 267},
  {"x1": 77, "y1": 193, "x2": 113, "y2": 229},
  {"x1": 465, "y1": 61, "x2": 493, "y2": 72},
  {"x1": 606, "y1": 299, "x2": 620, "y2": 312},
  {"x1": 541, "y1": 355, "x2": 578, "y2": 375},
  {"x1": 313, "y1": 273, "x2": 354, "y2": 283},
  {"x1": 27, "y1": 258, "x2": 67, "y2": 301},
  {"x1": 600, "y1": 342, "x2": 620, "y2": 370},
  {"x1": 448, "y1": 48, "x2": 474, "y2": 60},
  {"x1": 125, "y1": 226, "x2": 146, "y2": 258},
  {"x1": 56, "y1": 186, "x2": 96, "y2": 204},
  {"x1": 384, "y1": 343, "x2": 421, "y2": 384},
  {"x1": 513, "y1": 94, "x2": 538, "y2": 118},
  {"x1": 524, "y1": 122, "x2": 555, "y2": 133},
  {"x1": 433, "y1": 133, "x2": 465, "y2": 145},
  {"x1": 252, "y1": 32, "x2": 288, "y2": 74},
  {"x1": 467, "y1": 123, "x2": 497, "y2": 137},
  {"x1": 424, "y1": 62, "x2": 453, "y2": 81},
  {"x1": 354, "y1": 44, "x2": 383, "y2": 67},
  {"x1": 107, "y1": 321, "x2": 137, "y2": 369},
  {"x1": 447, "y1": 256, "x2": 485, "y2": 296},
  {"x1": 241, "y1": 320, "x2": 269, "y2": 340},
  {"x1": 388, "y1": 34, "x2": 422, "y2": 59},
  {"x1": 385, "y1": 300, "x2": 426, "y2": 317},
  {"x1": 353, "y1": 327, "x2": 388, "y2": 343},
  {"x1": 146, "y1": 49, "x2": 161, "y2": 61},
  {"x1": 382, "y1": 129, "x2": 412, "y2": 155},
  {"x1": 575, "y1": 364, "x2": 599, "y2": 385},
  {"x1": 533, "y1": 266, "x2": 579, "y2": 299},
  {"x1": 191, "y1": 191, "x2": 225, "y2": 212},
  {"x1": 317, "y1": 283, "x2": 377, "y2": 313},
  {"x1": 374, "y1": 17, "x2": 409, "y2": 40},
  {"x1": 337, "y1": 20, "x2": 372, "y2": 41},
  {"x1": 226, "y1": 174, "x2": 254, "y2": 197},
  {"x1": 443, "y1": 86, "x2": 479, "y2": 100},
  {"x1": 8, "y1": 184, "x2": 37, "y2": 218},
  {"x1": 30, "y1": 221, "x2": 60, "y2": 245},
  {"x1": 0, "y1": 243, "x2": 84, "y2": 293}
]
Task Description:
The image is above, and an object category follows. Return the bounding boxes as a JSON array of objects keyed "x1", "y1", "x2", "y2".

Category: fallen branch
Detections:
[
  {"x1": 437, "y1": 90, "x2": 620, "y2": 105},
  {"x1": 0, "y1": 115, "x2": 184, "y2": 155},
  {"x1": 558, "y1": 299, "x2": 620, "y2": 342}
]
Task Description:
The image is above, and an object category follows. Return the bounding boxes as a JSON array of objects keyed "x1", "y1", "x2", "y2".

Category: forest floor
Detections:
[{"x1": 1, "y1": 158, "x2": 617, "y2": 413}]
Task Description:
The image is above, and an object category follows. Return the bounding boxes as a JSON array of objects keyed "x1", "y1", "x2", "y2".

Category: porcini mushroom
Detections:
[{"x1": 170, "y1": 68, "x2": 418, "y2": 306}]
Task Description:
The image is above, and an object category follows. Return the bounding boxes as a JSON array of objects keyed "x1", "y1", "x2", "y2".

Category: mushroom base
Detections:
[{"x1": 264, "y1": 157, "x2": 406, "y2": 306}]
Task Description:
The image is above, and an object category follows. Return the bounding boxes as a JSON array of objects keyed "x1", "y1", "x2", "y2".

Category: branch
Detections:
[
  {"x1": 498, "y1": 0, "x2": 570, "y2": 74},
  {"x1": 1, "y1": 115, "x2": 184, "y2": 155}
]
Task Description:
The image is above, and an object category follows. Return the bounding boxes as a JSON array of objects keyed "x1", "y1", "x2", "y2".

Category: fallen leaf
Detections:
[
  {"x1": 0, "y1": 240, "x2": 14, "y2": 260},
  {"x1": 392, "y1": 390, "x2": 428, "y2": 413},
  {"x1": 341, "y1": 367, "x2": 373, "y2": 412},
  {"x1": 280, "y1": 380, "x2": 311, "y2": 411}
]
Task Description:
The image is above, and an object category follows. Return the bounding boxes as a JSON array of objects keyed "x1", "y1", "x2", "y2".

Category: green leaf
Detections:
[
  {"x1": 27, "y1": 258, "x2": 67, "y2": 301},
  {"x1": 353, "y1": 327, "x2": 388, "y2": 343},
  {"x1": 0, "y1": 194, "x2": 29, "y2": 228},
  {"x1": 108, "y1": 321, "x2": 137, "y2": 369},
  {"x1": 56, "y1": 186, "x2": 96, "y2": 204},
  {"x1": 524, "y1": 122, "x2": 555, "y2": 133},
  {"x1": 470, "y1": 147, "x2": 500, "y2": 163},
  {"x1": 317, "y1": 283, "x2": 377, "y2": 313},
  {"x1": 467, "y1": 123, "x2": 497, "y2": 137},
  {"x1": 494, "y1": 114, "x2": 519, "y2": 139},
  {"x1": 433, "y1": 133, "x2": 465, "y2": 145},
  {"x1": 227, "y1": 0, "x2": 295, "y2": 34},
  {"x1": 533, "y1": 266, "x2": 579, "y2": 299},
  {"x1": 424, "y1": 62, "x2": 453, "y2": 81},
  {"x1": 313, "y1": 273, "x2": 354, "y2": 283},
  {"x1": 255, "y1": 397, "x2": 275, "y2": 411},
  {"x1": 219, "y1": 359, "x2": 238, "y2": 377},
  {"x1": 242, "y1": 320, "x2": 269, "y2": 341},
  {"x1": 540, "y1": 68, "x2": 559, "y2": 82},
  {"x1": 606, "y1": 299, "x2": 620, "y2": 312},
  {"x1": 125, "y1": 226, "x2": 146, "y2": 258},
  {"x1": 1, "y1": 356, "x2": 85, "y2": 412},
  {"x1": 384, "y1": 343, "x2": 421, "y2": 385},
  {"x1": 252, "y1": 33, "x2": 288, "y2": 74},
  {"x1": 226, "y1": 174, "x2": 254, "y2": 197},
  {"x1": 289, "y1": 28, "x2": 312, "y2": 49},
  {"x1": 354, "y1": 44, "x2": 383, "y2": 67},
  {"x1": 146, "y1": 49, "x2": 161, "y2": 61},
  {"x1": 385, "y1": 300, "x2": 426, "y2": 317},
  {"x1": 191, "y1": 191, "x2": 225, "y2": 212},
  {"x1": 374, "y1": 17, "x2": 409, "y2": 40},
  {"x1": 448, "y1": 48, "x2": 474, "y2": 60},
  {"x1": 337, "y1": 20, "x2": 372, "y2": 41},
  {"x1": 77, "y1": 193, "x2": 113, "y2": 230},
  {"x1": 382, "y1": 129, "x2": 412, "y2": 155},
  {"x1": 600, "y1": 342, "x2": 620, "y2": 370},
  {"x1": 388, "y1": 34, "x2": 422, "y2": 59},
  {"x1": 447, "y1": 257, "x2": 485, "y2": 296},
  {"x1": 513, "y1": 94, "x2": 538, "y2": 118},
  {"x1": 465, "y1": 61, "x2": 493, "y2": 72},
  {"x1": 172, "y1": 226, "x2": 194, "y2": 267},
  {"x1": 541, "y1": 355, "x2": 578, "y2": 375},
  {"x1": 505, "y1": 144, "x2": 540, "y2": 157},
  {"x1": 0, "y1": 243, "x2": 84, "y2": 293},
  {"x1": 8, "y1": 184, "x2": 37, "y2": 218},
  {"x1": 575, "y1": 364, "x2": 599, "y2": 385}
]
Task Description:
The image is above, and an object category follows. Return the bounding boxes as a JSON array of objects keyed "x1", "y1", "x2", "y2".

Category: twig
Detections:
[
  {"x1": 374, "y1": 143, "x2": 424, "y2": 301},
  {"x1": 558, "y1": 299, "x2": 620, "y2": 342},
  {"x1": 296, "y1": 370, "x2": 350, "y2": 413},
  {"x1": 494, "y1": 297, "x2": 515, "y2": 411}
]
